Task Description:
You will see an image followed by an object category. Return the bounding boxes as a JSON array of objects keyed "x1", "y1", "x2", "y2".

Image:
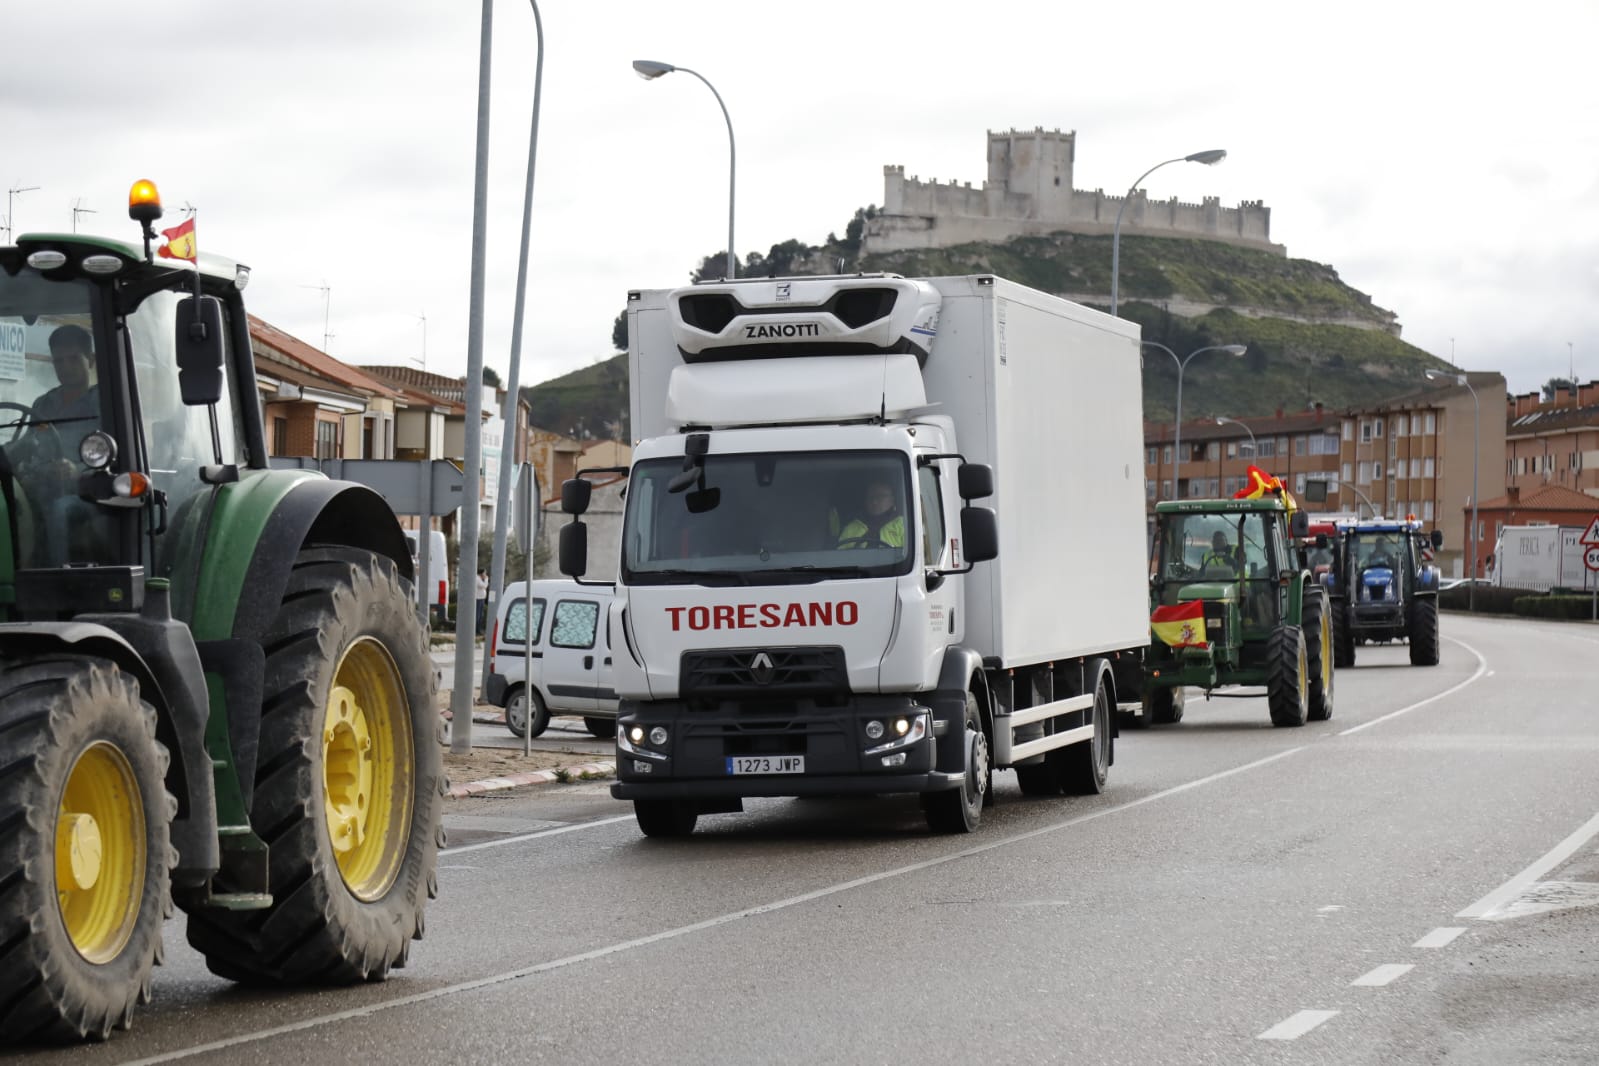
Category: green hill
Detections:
[{"x1": 529, "y1": 229, "x2": 1453, "y2": 431}]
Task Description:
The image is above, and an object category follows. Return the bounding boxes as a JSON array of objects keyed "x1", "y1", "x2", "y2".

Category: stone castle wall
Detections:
[{"x1": 864, "y1": 128, "x2": 1284, "y2": 257}]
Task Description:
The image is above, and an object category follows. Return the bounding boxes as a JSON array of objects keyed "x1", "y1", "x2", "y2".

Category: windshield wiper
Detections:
[
  {"x1": 759, "y1": 564, "x2": 874, "y2": 581},
  {"x1": 629, "y1": 567, "x2": 750, "y2": 587}
]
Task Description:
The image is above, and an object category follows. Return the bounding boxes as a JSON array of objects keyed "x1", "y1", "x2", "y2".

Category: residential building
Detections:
[
  {"x1": 1504, "y1": 379, "x2": 1599, "y2": 499},
  {"x1": 1467, "y1": 484, "x2": 1599, "y2": 582},
  {"x1": 250, "y1": 317, "x2": 401, "y2": 459}
]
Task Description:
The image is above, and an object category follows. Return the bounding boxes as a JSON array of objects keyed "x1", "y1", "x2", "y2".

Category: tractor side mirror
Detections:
[
  {"x1": 957, "y1": 463, "x2": 994, "y2": 500},
  {"x1": 561, "y1": 478, "x2": 592, "y2": 515},
  {"x1": 1430, "y1": 529, "x2": 1444, "y2": 548},
  {"x1": 558, "y1": 520, "x2": 588, "y2": 577},
  {"x1": 1315, "y1": 533, "x2": 1329, "y2": 549},
  {"x1": 174, "y1": 296, "x2": 225, "y2": 406}
]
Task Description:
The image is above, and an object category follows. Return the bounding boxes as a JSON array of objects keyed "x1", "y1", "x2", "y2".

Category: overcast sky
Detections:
[{"x1": 6, "y1": 1, "x2": 1595, "y2": 400}]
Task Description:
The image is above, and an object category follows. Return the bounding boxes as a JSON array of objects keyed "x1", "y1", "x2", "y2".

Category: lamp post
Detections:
[
  {"x1": 633, "y1": 59, "x2": 736, "y2": 279},
  {"x1": 1111, "y1": 150, "x2": 1225, "y2": 316},
  {"x1": 1426, "y1": 368, "x2": 1480, "y2": 610},
  {"x1": 1321, "y1": 476, "x2": 1380, "y2": 518},
  {"x1": 1143, "y1": 341, "x2": 1247, "y2": 500},
  {"x1": 1215, "y1": 415, "x2": 1256, "y2": 458}
]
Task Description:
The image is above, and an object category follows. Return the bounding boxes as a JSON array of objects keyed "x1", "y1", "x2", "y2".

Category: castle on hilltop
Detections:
[{"x1": 862, "y1": 128, "x2": 1284, "y2": 258}]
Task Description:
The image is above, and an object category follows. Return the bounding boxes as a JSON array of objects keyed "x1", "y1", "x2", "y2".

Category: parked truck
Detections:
[
  {"x1": 1492, "y1": 525, "x2": 1594, "y2": 592},
  {"x1": 0, "y1": 182, "x2": 441, "y2": 1042},
  {"x1": 558, "y1": 274, "x2": 1151, "y2": 836}
]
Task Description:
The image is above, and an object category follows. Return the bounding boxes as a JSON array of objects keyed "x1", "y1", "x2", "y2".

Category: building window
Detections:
[
  {"x1": 1227, "y1": 441, "x2": 1238, "y2": 459},
  {"x1": 1162, "y1": 446, "x2": 1172, "y2": 465},
  {"x1": 1295, "y1": 473, "x2": 1306, "y2": 494},
  {"x1": 1207, "y1": 442, "x2": 1220, "y2": 461},
  {"x1": 1360, "y1": 420, "x2": 1372, "y2": 443},
  {"x1": 1394, "y1": 417, "x2": 1406, "y2": 439},
  {"x1": 1342, "y1": 463, "x2": 1353, "y2": 483},
  {"x1": 1410, "y1": 458, "x2": 1421, "y2": 478},
  {"x1": 272, "y1": 417, "x2": 288, "y2": 456},
  {"x1": 1357, "y1": 462, "x2": 1370, "y2": 485},
  {"x1": 314, "y1": 420, "x2": 338, "y2": 460},
  {"x1": 1343, "y1": 420, "x2": 1354, "y2": 441},
  {"x1": 1423, "y1": 500, "x2": 1434, "y2": 520},
  {"x1": 1495, "y1": 520, "x2": 1504, "y2": 539},
  {"x1": 1424, "y1": 412, "x2": 1436, "y2": 434},
  {"x1": 1309, "y1": 432, "x2": 1339, "y2": 456},
  {"x1": 1372, "y1": 463, "x2": 1383, "y2": 481},
  {"x1": 1146, "y1": 479, "x2": 1155, "y2": 500},
  {"x1": 1294, "y1": 435, "x2": 1307, "y2": 456},
  {"x1": 1374, "y1": 418, "x2": 1384, "y2": 438},
  {"x1": 1257, "y1": 438, "x2": 1276, "y2": 458},
  {"x1": 1146, "y1": 447, "x2": 1156, "y2": 466},
  {"x1": 1411, "y1": 413, "x2": 1421, "y2": 435},
  {"x1": 1395, "y1": 462, "x2": 1406, "y2": 480},
  {"x1": 1161, "y1": 480, "x2": 1171, "y2": 498},
  {"x1": 1424, "y1": 457, "x2": 1435, "y2": 477},
  {"x1": 1278, "y1": 436, "x2": 1289, "y2": 456}
]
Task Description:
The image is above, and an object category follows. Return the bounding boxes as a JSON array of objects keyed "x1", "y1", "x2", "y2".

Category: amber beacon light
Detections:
[{"x1": 128, "y1": 180, "x2": 163, "y2": 223}]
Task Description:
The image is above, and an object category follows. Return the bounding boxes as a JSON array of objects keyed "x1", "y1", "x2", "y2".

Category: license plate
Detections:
[{"x1": 725, "y1": 755, "x2": 804, "y2": 775}]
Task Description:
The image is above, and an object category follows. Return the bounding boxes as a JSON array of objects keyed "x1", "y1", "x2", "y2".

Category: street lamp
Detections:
[
  {"x1": 1426, "y1": 368, "x2": 1480, "y2": 610},
  {"x1": 1315, "y1": 476, "x2": 1380, "y2": 518},
  {"x1": 1111, "y1": 150, "x2": 1226, "y2": 316},
  {"x1": 1144, "y1": 341, "x2": 1247, "y2": 499},
  {"x1": 1214, "y1": 415, "x2": 1256, "y2": 458},
  {"x1": 634, "y1": 59, "x2": 737, "y2": 279}
]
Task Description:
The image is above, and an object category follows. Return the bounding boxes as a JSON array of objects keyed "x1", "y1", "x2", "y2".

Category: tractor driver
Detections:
[
  {"x1": 1199, "y1": 530, "x2": 1237, "y2": 574},
  {"x1": 14, "y1": 325, "x2": 104, "y2": 566},
  {"x1": 1365, "y1": 536, "x2": 1397, "y2": 570}
]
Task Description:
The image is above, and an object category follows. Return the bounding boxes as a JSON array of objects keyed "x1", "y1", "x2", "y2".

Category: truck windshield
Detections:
[{"x1": 622, "y1": 450, "x2": 914, "y2": 584}]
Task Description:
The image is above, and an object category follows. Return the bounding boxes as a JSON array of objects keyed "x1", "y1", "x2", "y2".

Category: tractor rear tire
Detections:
[
  {"x1": 1409, "y1": 598, "x2": 1441, "y2": 666},
  {"x1": 0, "y1": 656, "x2": 172, "y2": 1044},
  {"x1": 1146, "y1": 683, "x2": 1185, "y2": 725},
  {"x1": 1303, "y1": 590, "x2": 1334, "y2": 722},
  {"x1": 1332, "y1": 601, "x2": 1356, "y2": 669},
  {"x1": 1267, "y1": 625, "x2": 1309, "y2": 728},
  {"x1": 184, "y1": 548, "x2": 443, "y2": 986}
]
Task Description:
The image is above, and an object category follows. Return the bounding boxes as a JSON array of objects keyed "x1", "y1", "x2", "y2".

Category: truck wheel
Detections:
[
  {"x1": 924, "y1": 694, "x2": 988, "y2": 834},
  {"x1": 504, "y1": 686, "x2": 549, "y2": 739},
  {"x1": 1014, "y1": 762, "x2": 1058, "y2": 796},
  {"x1": 634, "y1": 799, "x2": 697, "y2": 837},
  {"x1": 584, "y1": 716, "x2": 617, "y2": 739},
  {"x1": 0, "y1": 657, "x2": 172, "y2": 1043},
  {"x1": 1267, "y1": 625, "x2": 1309, "y2": 728},
  {"x1": 184, "y1": 548, "x2": 443, "y2": 986},
  {"x1": 1303, "y1": 591, "x2": 1334, "y2": 722},
  {"x1": 1332, "y1": 601, "x2": 1356, "y2": 669},
  {"x1": 1146, "y1": 683, "x2": 1184, "y2": 725},
  {"x1": 1054, "y1": 672, "x2": 1111, "y2": 795},
  {"x1": 1408, "y1": 599, "x2": 1440, "y2": 667}
]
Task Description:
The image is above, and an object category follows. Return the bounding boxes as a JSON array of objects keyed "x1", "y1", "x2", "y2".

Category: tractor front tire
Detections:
[
  {"x1": 185, "y1": 548, "x2": 443, "y2": 986},
  {"x1": 1409, "y1": 598, "x2": 1441, "y2": 666},
  {"x1": 0, "y1": 656, "x2": 172, "y2": 1043},
  {"x1": 1267, "y1": 625, "x2": 1309, "y2": 728},
  {"x1": 1332, "y1": 601, "x2": 1356, "y2": 669},
  {"x1": 1303, "y1": 590, "x2": 1334, "y2": 722},
  {"x1": 1146, "y1": 683, "x2": 1185, "y2": 725}
]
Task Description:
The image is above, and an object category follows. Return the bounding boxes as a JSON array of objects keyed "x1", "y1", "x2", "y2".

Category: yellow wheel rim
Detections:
[
  {"x1": 1320, "y1": 617, "x2": 1333, "y2": 692},
  {"x1": 323, "y1": 637, "x2": 414, "y2": 901},
  {"x1": 57, "y1": 742, "x2": 145, "y2": 964}
]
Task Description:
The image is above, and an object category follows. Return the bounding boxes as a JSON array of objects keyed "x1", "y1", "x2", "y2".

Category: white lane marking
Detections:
[
  {"x1": 124, "y1": 747, "x2": 1307, "y2": 1064},
  {"x1": 1414, "y1": 926, "x2": 1466, "y2": 949},
  {"x1": 1475, "y1": 880, "x2": 1599, "y2": 921},
  {"x1": 1338, "y1": 636, "x2": 1487, "y2": 736},
  {"x1": 441, "y1": 814, "x2": 634, "y2": 856},
  {"x1": 1457, "y1": 807, "x2": 1599, "y2": 919},
  {"x1": 1317, "y1": 905, "x2": 1344, "y2": 913},
  {"x1": 1351, "y1": 963, "x2": 1414, "y2": 987},
  {"x1": 1258, "y1": 1010, "x2": 1339, "y2": 1040}
]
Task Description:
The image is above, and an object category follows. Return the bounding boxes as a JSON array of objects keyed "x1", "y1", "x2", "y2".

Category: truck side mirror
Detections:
[
  {"x1": 957, "y1": 463, "x2": 994, "y2": 500},
  {"x1": 559, "y1": 520, "x2": 588, "y2": 577},
  {"x1": 561, "y1": 478, "x2": 592, "y2": 515},
  {"x1": 1430, "y1": 529, "x2": 1444, "y2": 548},
  {"x1": 174, "y1": 295, "x2": 225, "y2": 406},
  {"x1": 960, "y1": 506, "x2": 998, "y2": 563},
  {"x1": 1289, "y1": 511, "x2": 1310, "y2": 538}
]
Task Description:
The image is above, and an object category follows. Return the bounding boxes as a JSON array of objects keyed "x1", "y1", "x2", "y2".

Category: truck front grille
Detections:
[{"x1": 680, "y1": 646, "x2": 848, "y2": 700}]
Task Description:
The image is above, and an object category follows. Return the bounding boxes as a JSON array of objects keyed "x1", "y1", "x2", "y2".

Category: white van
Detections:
[
  {"x1": 402, "y1": 528, "x2": 449, "y2": 621},
  {"x1": 485, "y1": 579, "x2": 619, "y2": 738}
]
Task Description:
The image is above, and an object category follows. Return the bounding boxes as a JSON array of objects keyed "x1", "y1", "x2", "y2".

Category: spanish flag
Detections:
[
  {"x1": 158, "y1": 217, "x2": 197, "y2": 262},
  {"x1": 1234, "y1": 463, "x2": 1299, "y2": 518},
  {"x1": 1151, "y1": 601, "x2": 1208, "y2": 648}
]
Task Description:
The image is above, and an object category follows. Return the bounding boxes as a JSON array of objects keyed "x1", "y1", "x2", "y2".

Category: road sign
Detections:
[
  {"x1": 1581, "y1": 514, "x2": 1599, "y2": 546},
  {"x1": 1585, "y1": 546, "x2": 1599, "y2": 573}
]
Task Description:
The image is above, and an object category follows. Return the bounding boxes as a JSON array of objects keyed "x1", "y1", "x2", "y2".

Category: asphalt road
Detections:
[{"x1": 23, "y1": 614, "x2": 1599, "y2": 1065}]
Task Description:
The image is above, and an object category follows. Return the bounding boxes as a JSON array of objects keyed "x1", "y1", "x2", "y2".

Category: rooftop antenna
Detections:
[
  {"x1": 5, "y1": 184, "x2": 39, "y2": 243},
  {"x1": 301, "y1": 280, "x2": 333, "y2": 353},
  {"x1": 70, "y1": 198, "x2": 98, "y2": 233},
  {"x1": 415, "y1": 311, "x2": 428, "y2": 372}
]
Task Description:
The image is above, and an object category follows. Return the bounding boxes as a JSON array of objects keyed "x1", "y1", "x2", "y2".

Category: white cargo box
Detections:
[{"x1": 628, "y1": 275, "x2": 1150, "y2": 668}]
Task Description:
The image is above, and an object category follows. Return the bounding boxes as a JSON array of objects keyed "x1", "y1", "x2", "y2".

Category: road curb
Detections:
[{"x1": 446, "y1": 760, "x2": 617, "y2": 799}]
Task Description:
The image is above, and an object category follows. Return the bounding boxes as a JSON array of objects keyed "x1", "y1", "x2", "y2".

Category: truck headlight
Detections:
[
  {"x1": 628, "y1": 725, "x2": 646, "y2": 745},
  {"x1": 865, "y1": 712, "x2": 928, "y2": 755},
  {"x1": 649, "y1": 726, "x2": 669, "y2": 747}
]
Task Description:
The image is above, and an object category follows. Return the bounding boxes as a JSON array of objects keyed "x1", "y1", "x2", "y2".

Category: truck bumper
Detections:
[{"x1": 610, "y1": 694, "x2": 964, "y2": 798}]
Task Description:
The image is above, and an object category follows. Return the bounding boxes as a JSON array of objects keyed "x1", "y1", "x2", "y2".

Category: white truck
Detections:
[
  {"x1": 558, "y1": 274, "x2": 1151, "y2": 836},
  {"x1": 1492, "y1": 525, "x2": 1595, "y2": 592}
]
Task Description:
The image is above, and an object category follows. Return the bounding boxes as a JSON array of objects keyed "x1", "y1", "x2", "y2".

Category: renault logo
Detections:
[{"x1": 749, "y1": 652, "x2": 775, "y2": 685}]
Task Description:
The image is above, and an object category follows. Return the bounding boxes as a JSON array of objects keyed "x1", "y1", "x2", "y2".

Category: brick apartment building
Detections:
[{"x1": 1505, "y1": 379, "x2": 1599, "y2": 499}]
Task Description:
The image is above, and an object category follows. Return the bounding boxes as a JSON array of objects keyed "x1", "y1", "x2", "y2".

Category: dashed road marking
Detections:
[
  {"x1": 1351, "y1": 963, "x2": 1413, "y2": 987},
  {"x1": 1258, "y1": 1010, "x2": 1339, "y2": 1040},
  {"x1": 1414, "y1": 926, "x2": 1466, "y2": 949}
]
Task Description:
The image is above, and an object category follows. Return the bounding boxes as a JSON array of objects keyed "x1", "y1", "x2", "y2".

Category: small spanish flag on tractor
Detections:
[
  {"x1": 157, "y1": 216, "x2": 197, "y2": 262},
  {"x1": 1234, "y1": 463, "x2": 1299, "y2": 517},
  {"x1": 1151, "y1": 601, "x2": 1208, "y2": 649}
]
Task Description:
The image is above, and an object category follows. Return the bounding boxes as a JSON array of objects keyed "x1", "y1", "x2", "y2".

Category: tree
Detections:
[
  {"x1": 1542, "y1": 377, "x2": 1577, "y2": 402},
  {"x1": 481, "y1": 365, "x2": 502, "y2": 388},
  {"x1": 612, "y1": 309, "x2": 627, "y2": 352}
]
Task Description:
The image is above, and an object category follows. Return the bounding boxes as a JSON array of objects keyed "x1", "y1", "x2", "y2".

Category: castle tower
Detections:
[{"x1": 986, "y1": 128, "x2": 1074, "y2": 221}]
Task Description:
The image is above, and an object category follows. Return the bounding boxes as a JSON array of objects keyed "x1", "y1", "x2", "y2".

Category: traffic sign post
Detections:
[{"x1": 1584, "y1": 515, "x2": 1599, "y2": 619}]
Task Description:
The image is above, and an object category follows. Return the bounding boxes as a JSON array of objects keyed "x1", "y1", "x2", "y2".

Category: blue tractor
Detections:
[{"x1": 1328, "y1": 518, "x2": 1444, "y2": 667}]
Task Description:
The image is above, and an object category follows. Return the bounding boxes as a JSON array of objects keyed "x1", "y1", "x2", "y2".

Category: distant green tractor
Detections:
[
  {"x1": 0, "y1": 181, "x2": 442, "y2": 1043},
  {"x1": 1136, "y1": 497, "x2": 1333, "y2": 728}
]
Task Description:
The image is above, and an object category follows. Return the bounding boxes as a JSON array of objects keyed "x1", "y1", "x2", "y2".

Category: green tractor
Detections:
[
  {"x1": 1136, "y1": 497, "x2": 1334, "y2": 728},
  {"x1": 0, "y1": 182, "x2": 442, "y2": 1042}
]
